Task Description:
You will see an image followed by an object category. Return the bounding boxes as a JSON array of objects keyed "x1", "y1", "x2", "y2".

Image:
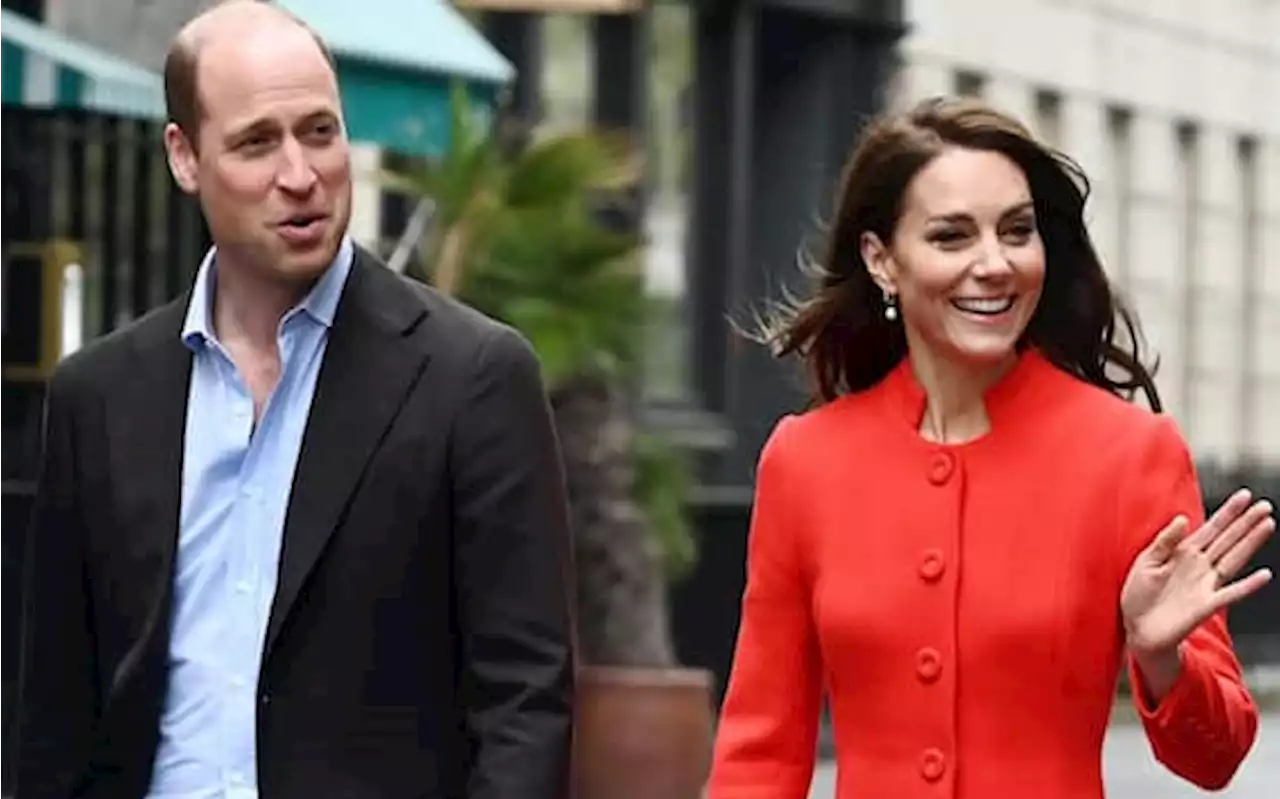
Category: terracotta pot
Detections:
[{"x1": 573, "y1": 665, "x2": 716, "y2": 799}]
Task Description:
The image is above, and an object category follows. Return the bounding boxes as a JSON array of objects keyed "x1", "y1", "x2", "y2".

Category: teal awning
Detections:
[
  {"x1": 0, "y1": 9, "x2": 165, "y2": 120},
  {"x1": 276, "y1": 0, "x2": 515, "y2": 158}
]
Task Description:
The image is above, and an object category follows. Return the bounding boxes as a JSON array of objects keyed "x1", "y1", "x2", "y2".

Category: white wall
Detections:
[
  {"x1": 895, "y1": 0, "x2": 1280, "y2": 467},
  {"x1": 45, "y1": 0, "x2": 212, "y2": 72}
]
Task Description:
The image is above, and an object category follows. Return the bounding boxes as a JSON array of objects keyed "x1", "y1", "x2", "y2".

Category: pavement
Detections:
[{"x1": 810, "y1": 666, "x2": 1280, "y2": 798}]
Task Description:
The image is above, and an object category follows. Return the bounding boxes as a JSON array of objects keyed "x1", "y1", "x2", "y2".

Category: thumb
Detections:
[{"x1": 1145, "y1": 515, "x2": 1190, "y2": 562}]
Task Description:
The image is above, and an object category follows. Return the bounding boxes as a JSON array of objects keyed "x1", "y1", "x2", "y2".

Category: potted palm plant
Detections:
[{"x1": 385, "y1": 87, "x2": 714, "y2": 799}]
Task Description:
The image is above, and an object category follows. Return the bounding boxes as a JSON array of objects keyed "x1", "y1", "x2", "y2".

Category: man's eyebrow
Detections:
[{"x1": 224, "y1": 117, "x2": 278, "y2": 142}]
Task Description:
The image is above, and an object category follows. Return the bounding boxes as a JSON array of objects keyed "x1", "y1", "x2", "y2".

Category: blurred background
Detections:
[{"x1": 2, "y1": 1, "x2": 1277, "y2": 796}]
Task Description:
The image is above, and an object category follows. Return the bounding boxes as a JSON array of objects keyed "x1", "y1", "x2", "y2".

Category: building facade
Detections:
[{"x1": 892, "y1": 0, "x2": 1280, "y2": 468}]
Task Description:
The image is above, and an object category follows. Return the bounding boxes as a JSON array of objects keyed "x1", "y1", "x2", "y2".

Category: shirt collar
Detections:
[{"x1": 181, "y1": 235, "x2": 355, "y2": 349}]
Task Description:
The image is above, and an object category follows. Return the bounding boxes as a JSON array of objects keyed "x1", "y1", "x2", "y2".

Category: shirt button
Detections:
[
  {"x1": 919, "y1": 549, "x2": 945, "y2": 582},
  {"x1": 235, "y1": 580, "x2": 252, "y2": 594},
  {"x1": 916, "y1": 648, "x2": 942, "y2": 683},
  {"x1": 920, "y1": 748, "x2": 947, "y2": 782},
  {"x1": 229, "y1": 770, "x2": 245, "y2": 784},
  {"x1": 927, "y1": 452, "x2": 955, "y2": 485},
  {"x1": 230, "y1": 675, "x2": 247, "y2": 688}
]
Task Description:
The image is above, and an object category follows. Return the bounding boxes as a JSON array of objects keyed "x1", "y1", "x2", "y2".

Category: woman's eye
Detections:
[
  {"x1": 929, "y1": 230, "x2": 967, "y2": 245},
  {"x1": 1003, "y1": 223, "x2": 1035, "y2": 241}
]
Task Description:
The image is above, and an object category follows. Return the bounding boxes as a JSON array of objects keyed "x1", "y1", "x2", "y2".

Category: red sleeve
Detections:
[
  {"x1": 706, "y1": 416, "x2": 822, "y2": 799},
  {"x1": 1119, "y1": 415, "x2": 1259, "y2": 791}
]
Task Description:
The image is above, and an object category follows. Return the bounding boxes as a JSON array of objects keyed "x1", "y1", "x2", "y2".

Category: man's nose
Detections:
[{"x1": 276, "y1": 139, "x2": 317, "y2": 194}]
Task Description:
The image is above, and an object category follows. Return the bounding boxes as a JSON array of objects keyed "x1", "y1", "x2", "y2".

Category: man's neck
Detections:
[{"x1": 212, "y1": 257, "x2": 314, "y2": 354}]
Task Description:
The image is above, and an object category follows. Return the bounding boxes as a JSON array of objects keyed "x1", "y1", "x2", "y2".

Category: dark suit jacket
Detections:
[{"x1": 16, "y1": 247, "x2": 577, "y2": 798}]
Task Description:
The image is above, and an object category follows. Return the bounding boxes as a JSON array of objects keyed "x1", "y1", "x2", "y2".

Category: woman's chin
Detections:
[{"x1": 947, "y1": 336, "x2": 1023, "y2": 369}]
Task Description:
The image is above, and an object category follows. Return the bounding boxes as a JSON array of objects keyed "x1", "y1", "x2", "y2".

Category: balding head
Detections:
[{"x1": 164, "y1": 0, "x2": 336, "y2": 149}]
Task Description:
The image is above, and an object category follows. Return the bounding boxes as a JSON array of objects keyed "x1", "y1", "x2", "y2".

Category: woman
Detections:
[{"x1": 706, "y1": 97, "x2": 1274, "y2": 797}]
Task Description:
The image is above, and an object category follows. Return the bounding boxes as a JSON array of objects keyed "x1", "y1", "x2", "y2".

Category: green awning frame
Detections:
[
  {"x1": 276, "y1": 0, "x2": 516, "y2": 158},
  {"x1": 0, "y1": 8, "x2": 165, "y2": 120}
]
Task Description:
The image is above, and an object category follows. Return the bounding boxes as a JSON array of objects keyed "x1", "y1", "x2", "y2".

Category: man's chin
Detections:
[{"x1": 278, "y1": 238, "x2": 342, "y2": 277}]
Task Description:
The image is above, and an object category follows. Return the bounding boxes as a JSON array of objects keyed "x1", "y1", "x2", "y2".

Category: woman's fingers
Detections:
[
  {"x1": 1205, "y1": 499, "x2": 1275, "y2": 564},
  {"x1": 1185, "y1": 488, "x2": 1253, "y2": 550},
  {"x1": 1211, "y1": 566, "x2": 1275, "y2": 613},
  {"x1": 1212, "y1": 513, "x2": 1276, "y2": 582}
]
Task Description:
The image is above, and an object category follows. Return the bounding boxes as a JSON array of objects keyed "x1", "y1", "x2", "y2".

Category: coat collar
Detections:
[{"x1": 879, "y1": 346, "x2": 1054, "y2": 446}]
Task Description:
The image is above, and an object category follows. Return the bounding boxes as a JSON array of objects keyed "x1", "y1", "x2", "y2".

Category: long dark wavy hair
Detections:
[{"x1": 754, "y1": 96, "x2": 1162, "y2": 411}]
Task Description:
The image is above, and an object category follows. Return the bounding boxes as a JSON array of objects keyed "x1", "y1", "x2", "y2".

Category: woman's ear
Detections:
[{"x1": 860, "y1": 231, "x2": 897, "y2": 295}]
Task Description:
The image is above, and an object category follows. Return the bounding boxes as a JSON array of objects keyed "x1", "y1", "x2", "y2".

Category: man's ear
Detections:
[
  {"x1": 164, "y1": 122, "x2": 199, "y2": 194},
  {"x1": 859, "y1": 231, "x2": 897, "y2": 296}
]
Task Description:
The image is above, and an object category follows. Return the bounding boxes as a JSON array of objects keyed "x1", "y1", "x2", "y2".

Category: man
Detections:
[{"x1": 15, "y1": 2, "x2": 576, "y2": 797}]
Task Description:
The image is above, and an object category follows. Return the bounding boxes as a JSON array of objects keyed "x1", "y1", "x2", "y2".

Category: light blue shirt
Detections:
[{"x1": 147, "y1": 238, "x2": 354, "y2": 799}]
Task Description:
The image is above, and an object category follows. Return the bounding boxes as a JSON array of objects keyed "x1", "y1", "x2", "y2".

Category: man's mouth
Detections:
[
  {"x1": 951, "y1": 296, "x2": 1015, "y2": 315},
  {"x1": 280, "y1": 213, "x2": 327, "y2": 229}
]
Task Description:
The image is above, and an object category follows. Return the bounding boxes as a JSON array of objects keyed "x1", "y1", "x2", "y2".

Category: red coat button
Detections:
[
  {"x1": 927, "y1": 452, "x2": 954, "y2": 485},
  {"x1": 916, "y1": 648, "x2": 942, "y2": 682},
  {"x1": 919, "y1": 549, "x2": 945, "y2": 582},
  {"x1": 920, "y1": 748, "x2": 947, "y2": 782}
]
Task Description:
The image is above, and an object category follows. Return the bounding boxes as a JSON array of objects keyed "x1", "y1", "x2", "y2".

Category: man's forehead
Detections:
[
  {"x1": 195, "y1": 27, "x2": 337, "y2": 119},
  {"x1": 197, "y1": 17, "x2": 324, "y2": 73}
]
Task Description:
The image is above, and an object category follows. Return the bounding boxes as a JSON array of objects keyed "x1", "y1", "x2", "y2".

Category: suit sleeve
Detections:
[
  {"x1": 450, "y1": 326, "x2": 576, "y2": 799},
  {"x1": 1118, "y1": 415, "x2": 1259, "y2": 791},
  {"x1": 706, "y1": 416, "x2": 822, "y2": 799},
  {"x1": 16, "y1": 370, "x2": 101, "y2": 798}
]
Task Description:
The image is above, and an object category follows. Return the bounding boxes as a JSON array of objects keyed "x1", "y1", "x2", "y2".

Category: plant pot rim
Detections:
[{"x1": 578, "y1": 664, "x2": 714, "y2": 688}]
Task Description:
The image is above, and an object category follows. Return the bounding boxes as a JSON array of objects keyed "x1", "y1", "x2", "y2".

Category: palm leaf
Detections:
[{"x1": 386, "y1": 82, "x2": 695, "y2": 583}]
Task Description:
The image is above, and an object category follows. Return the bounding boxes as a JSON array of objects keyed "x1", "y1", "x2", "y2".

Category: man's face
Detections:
[{"x1": 165, "y1": 23, "x2": 352, "y2": 287}]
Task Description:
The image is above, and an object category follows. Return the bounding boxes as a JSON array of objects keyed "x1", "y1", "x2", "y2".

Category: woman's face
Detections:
[{"x1": 863, "y1": 146, "x2": 1046, "y2": 372}]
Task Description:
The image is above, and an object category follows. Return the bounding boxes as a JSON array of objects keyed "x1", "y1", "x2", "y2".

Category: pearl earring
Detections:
[{"x1": 883, "y1": 293, "x2": 898, "y2": 321}]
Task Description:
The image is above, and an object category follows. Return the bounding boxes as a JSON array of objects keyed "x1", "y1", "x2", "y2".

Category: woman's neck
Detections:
[{"x1": 909, "y1": 345, "x2": 1018, "y2": 445}]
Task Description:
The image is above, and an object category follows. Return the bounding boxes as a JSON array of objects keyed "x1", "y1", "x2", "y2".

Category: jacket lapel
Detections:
[
  {"x1": 265, "y1": 251, "x2": 431, "y2": 653},
  {"x1": 103, "y1": 299, "x2": 192, "y2": 702}
]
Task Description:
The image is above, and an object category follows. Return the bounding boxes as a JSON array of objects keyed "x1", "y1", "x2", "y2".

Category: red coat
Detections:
[{"x1": 707, "y1": 349, "x2": 1259, "y2": 798}]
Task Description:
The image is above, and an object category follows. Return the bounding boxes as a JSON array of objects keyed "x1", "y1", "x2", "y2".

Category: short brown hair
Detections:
[
  {"x1": 754, "y1": 96, "x2": 1161, "y2": 410},
  {"x1": 163, "y1": 0, "x2": 337, "y2": 147}
]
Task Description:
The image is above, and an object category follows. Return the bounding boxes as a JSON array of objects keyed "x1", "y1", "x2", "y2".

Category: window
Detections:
[
  {"x1": 1174, "y1": 121, "x2": 1199, "y2": 432},
  {"x1": 1106, "y1": 107, "x2": 1133, "y2": 287},
  {"x1": 953, "y1": 70, "x2": 986, "y2": 98},
  {"x1": 1033, "y1": 90, "x2": 1063, "y2": 148},
  {"x1": 641, "y1": 3, "x2": 693, "y2": 402},
  {"x1": 541, "y1": 14, "x2": 592, "y2": 132},
  {"x1": 1, "y1": 0, "x2": 42, "y2": 21},
  {"x1": 1237, "y1": 136, "x2": 1261, "y2": 459}
]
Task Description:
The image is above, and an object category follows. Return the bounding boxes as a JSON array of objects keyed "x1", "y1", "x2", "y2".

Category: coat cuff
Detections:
[{"x1": 1129, "y1": 643, "x2": 1194, "y2": 722}]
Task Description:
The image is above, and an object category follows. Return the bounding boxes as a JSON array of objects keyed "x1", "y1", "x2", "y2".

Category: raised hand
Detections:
[{"x1": 1121, "y1": 489, "x2": 1275, "y2": 657}]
